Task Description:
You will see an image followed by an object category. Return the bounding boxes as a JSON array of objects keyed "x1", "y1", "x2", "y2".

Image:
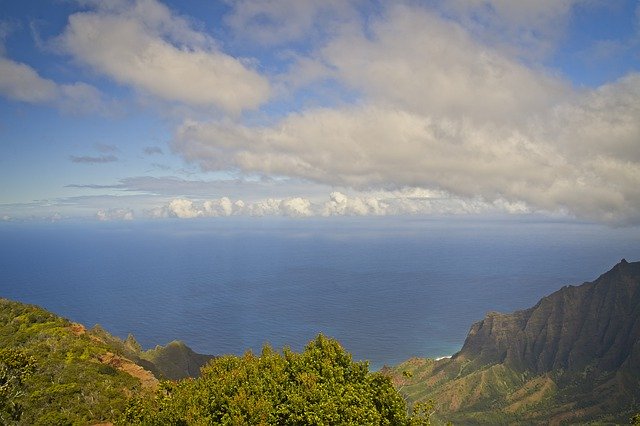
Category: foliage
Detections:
[
  {"x1": 0, "y1": 298, "x2": 143, "y2": 425},
  {"x1": 2, "y1": 298, "x2": 428, "y2": 425},
  {"x1": 121, "y1": 334, "x2": 430, "y2": 425},
  {"x1": 632, "y1": 413, "x2": 640, "y2": 425},
  {"x1": 0, "y1": 348, "x2": 36, "y2": 423},
  {"x1": 391, "y1": 355, "x2": 640, "y2": 425}
]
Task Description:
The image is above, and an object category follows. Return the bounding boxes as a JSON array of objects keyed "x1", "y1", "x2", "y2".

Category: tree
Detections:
[
  {"x1": 121, "y1": 334, "x2": 427, "y2": 425},
  {"x1": 0, "y1": 348, "x2": 36, "y2": 423}
]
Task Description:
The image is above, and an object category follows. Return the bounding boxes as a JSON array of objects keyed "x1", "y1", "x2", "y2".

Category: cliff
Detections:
[
  {"x1": 455, "y1": 259, "x2": 640, "y2": 374},
  {"x1": 390, "y1": 260, "x2": 640, "y2": 424}
]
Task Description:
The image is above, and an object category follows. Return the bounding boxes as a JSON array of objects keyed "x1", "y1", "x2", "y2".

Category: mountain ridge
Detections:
[
  {"x1": 455, "y1": 259, "x2": 640, "y2": 374},
  {"x1": 389, "y1": 259, "x2": 640, "y2": 424}
]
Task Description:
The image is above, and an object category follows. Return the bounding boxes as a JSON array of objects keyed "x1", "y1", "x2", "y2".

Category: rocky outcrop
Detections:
[
  {"x1": 454, "y1": 259, "x2": 640, "y2": 374},
  {"x1": 391, "y1": 260, "x2": 640, "y2": 424},
  {"x1": 139, "y1": 340, "x2": 214, "y2": 380}
]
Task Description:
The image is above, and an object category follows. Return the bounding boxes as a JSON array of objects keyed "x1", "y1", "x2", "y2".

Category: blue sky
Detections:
[{"x1": 0, "y1": 0, "x2": 639, "y2": 224}]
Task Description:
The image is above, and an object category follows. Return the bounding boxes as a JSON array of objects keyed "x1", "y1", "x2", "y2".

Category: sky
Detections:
[{"x1": 0, "y1": 0, "x2": 639, "y2": 224}]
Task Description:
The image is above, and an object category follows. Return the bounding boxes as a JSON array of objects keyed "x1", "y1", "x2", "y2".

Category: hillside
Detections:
[
  {"x1": 388, "y1": 259, "x2": 640, "y2": 424},
  {"x1": 1, "y1": 298, "x2": 426, "y2": 425},
  {"x1": 0, "y1": 298, "x2": 211, "y2": 424},
  {"x1": 89, "y1": 326, "x2": 213, "y2": 381}
]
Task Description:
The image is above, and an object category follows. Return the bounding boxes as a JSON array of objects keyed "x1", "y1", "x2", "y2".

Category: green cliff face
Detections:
[{"x1": 389, "y1": 260, "x2": 640, "y2": 424}]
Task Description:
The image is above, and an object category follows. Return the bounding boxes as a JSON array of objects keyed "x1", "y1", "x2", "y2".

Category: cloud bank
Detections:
[
  {"x1": 142, "y1": 189, "x2": 533, "y2": 220},
  {"x1": 1, "y1": 0, "x2": 637, "y2": 225},
  {"x1": 172, "y1": 4, "x2": 640, "y2": 225}
]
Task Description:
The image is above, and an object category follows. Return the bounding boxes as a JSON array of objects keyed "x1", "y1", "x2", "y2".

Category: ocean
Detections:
[{"x1": 1, "y1": 216, "x2": 638, "y2": 369}]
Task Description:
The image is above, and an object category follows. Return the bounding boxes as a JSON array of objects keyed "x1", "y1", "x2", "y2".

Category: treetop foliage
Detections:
[{"x1": 122, "y1": 334, "x2": 430, "y2": 425}]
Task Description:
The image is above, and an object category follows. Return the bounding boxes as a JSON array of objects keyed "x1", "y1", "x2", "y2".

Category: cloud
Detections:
[
  {"x1": 70, "y1": 154, "x2": 119, "y2": 164},
  {"x1": 0, "y1": 56, "x2": 114, "y2": 114},
  {"x1": 146, "y1": 197, "x2": 242, "y2": 218},
  {"x1": 96, "y1": 208, "x2": 134, "y2": 221},
  {"x1": 0, "y1": 25, "x2": 114, "y2": 113},
  {"x1": 172, "y1": 4, "x2": 640, "y2": 225},
  {"x1": 0, "y1": 57, "x2": 58, "y2": 103},
  {"x1": 436, "y1": 0, "x2": 586, "y2": 57},
  {"x1": 318, "y1": 4, "x2": 568, "y2": 122},
  {"x1": 65, "y1": 175, "x2": 333, "y2": 201},
  {"x1": 224, "y1": 0, "x2": 360, "y2": 45},
  {"x1": 57, "y1": 0, "x2": 271, "y2": 112},
  {"x1": 143, "y1": 146, "x2": 163, "y2": 155},
  {"x1": 322, "y1": 191, "x2": 387, "y2": 217},
  {"x1": 95, "y1": 143, "x2": 119, "y2": 153},
  {"x1": 141, "y1": 189, "x2": 537, "y2": 221}
]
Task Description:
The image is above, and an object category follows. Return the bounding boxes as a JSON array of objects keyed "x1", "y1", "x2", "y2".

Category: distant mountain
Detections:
[
  {"x1": 90, "y1": 326, "x2": 214, "y2": 381},
  {"x1": 388, "y1": 260, "x2": 640, "y2": 424}
]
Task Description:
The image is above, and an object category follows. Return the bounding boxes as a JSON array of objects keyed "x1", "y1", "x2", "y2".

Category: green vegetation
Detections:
[
  {"x1": 0, "y1": 348, "x2": 35, "y2": 423},
  {"x1": 3, "y1": 259, "x2": 637, "y2": 424},
  {"x1": 387, "y1": 260, "x2": 640, "y2": 425},
  {"x1": 122, "y1": 334, "x2": 431, "y2": 425},
  {"x1": 0, "y1": 298, "x2": 145, "y2": 425},
  {"x1": 389, "y1": 356, "x2": 640, "y2": 425},
  {"x1": 1, "y1": 298, "x2": 432, "y2": 425}
]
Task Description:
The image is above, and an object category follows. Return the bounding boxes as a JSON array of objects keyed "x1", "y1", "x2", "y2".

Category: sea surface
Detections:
[{"x1": 1, "y1": 216, "x2": 638, "y2": 369}]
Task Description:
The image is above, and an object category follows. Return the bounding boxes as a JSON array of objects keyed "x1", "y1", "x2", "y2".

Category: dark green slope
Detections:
[
  {"x1": 389, "y1": 260, "x2": 640, "y2": 425},
  {"x1": 139, "y1": 340, "x2": 214, "y2": 380},
  {"x1": 90, "y1": 326, "x2": 214, "y2": 381}
]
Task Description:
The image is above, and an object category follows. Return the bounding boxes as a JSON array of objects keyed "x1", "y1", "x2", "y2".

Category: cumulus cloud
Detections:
[
  {"x1": 0, "y1": 57, "x2": 113, "y2": 114},
  {"x1": 322, "y1": 191, "x2": 387, "y2": 216},
  {"x1": 439, "y1": 0, "x2": 586, "y2": 57},
  {"x1": 96, "y1": 208, "x2": 134, "y2": 221},
  {"x1": 318, "y1": 4, "x2": 568, "y2": 122},
  {"x1": 0, "y1": 57, "x2": 57, "y2": 103},
  {"x1": 172, "y1": 4, "x2": 640, "y2": 225},
  {"x1": 146, "y1": 197, "x2": 241, "y2": 218},
  {"x1": 146, "y1": 196, "x2": 314, "y2": 218},
  {"x1": 141, "y1": 189, "x2": 538, "y2": 221},
  {"x1": 57, "y1": 0, "x2": 270, "y2": 112}
]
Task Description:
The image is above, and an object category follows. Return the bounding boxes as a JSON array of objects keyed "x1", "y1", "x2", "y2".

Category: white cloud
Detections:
[
  {"x1": 0, "y1": 57, "x2": 57, "y2": 103},
  {"x1": 280, "y1": 197, "x2": 312, "y2": 217},
  {"x1": 57, "y1": 0, "x2": 270, "y2": 112},
  {"x1": 173, "y1": 4, "x2": 640, "y2": 225},
  {"x1": 322, "y1": 191, "x2": 387, "y2": 216},
  {"x1": 203, "y1": 197, "x2": 234, "y2": 216},
  {"x1": 0, "y1": 57, "x2": 113, "y2": 114},
  {"x1": 319, "y1": 4, "x2": 568, "y2": 122},
  {"x1": 168, "y1": 198, "x2": 200, "y2": 218},
  {"x1": 140, "y1": 189, "x2": 539, "y2": 221},
  {"x1": 96, "y1": 208, "x2": 134, "y2": 221},
  {"x1": 145, "y1": 196, "x2": 315, "y2": 219},
  {"x1": 438, "y1": 0, "x2": 586, "y2": 57}
]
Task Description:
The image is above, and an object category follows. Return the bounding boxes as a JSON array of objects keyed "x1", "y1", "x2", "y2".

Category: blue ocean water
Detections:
[{"x1": 1, "y1": 216, "x2": 638, "y2": 369}]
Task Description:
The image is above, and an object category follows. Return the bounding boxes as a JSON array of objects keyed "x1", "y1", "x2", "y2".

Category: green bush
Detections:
[{"x1": 121, "y1": 334, "x2": 428, "y2": 425}]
